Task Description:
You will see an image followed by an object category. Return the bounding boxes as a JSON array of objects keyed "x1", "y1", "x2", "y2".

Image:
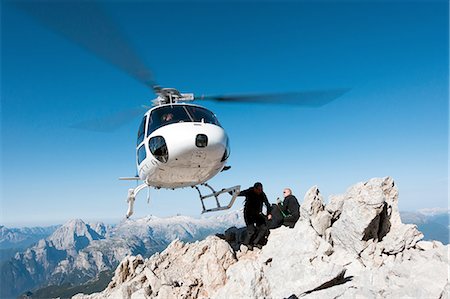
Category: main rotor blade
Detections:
[
  {"x1": 196, "y1": 88, "x2": 350, "y2": 107},
  {"x1": 14, "y1": 1, "x2": 159, "y2": 92},
  {"x1": 70, "y1": 106, "x2": 148, "y2": 132}
]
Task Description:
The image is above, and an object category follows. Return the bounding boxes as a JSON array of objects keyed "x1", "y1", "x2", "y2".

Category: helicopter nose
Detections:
[{"x1": 195, "y1": 134, "x2": 208, "y2": 148}]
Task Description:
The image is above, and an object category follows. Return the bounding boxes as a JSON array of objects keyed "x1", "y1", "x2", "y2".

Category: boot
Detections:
[
  {"x1": 243, "y1": 224, "x2": 256, "y2": 245},
  {"x1": 253, "y1": 224, "x2": 268, "y2": 246}
]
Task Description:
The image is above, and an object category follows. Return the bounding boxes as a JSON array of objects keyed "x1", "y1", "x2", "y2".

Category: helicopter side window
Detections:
[
  {"x1": 137, "y1": 144, "x2": 146, "y2": 165},
  {"x1": 185, "y1": 106, "x2": 221, "y2": 126},
  {"x1": 137, "y1": 116, "x2": 147, "y2": 146},
  {"x1": 147, "y1": 106, "x2": 192, "y2": 135}
]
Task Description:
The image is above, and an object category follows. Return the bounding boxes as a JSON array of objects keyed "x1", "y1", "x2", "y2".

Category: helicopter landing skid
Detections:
[
  {"x1": 126, "y1": 182, "x2": 148, "y2": 218},
  {"x1": 193, "y1": 183, "x2": 241, "y2": 214}
]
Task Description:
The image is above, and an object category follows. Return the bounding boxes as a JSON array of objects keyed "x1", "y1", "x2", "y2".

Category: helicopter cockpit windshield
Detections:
[{"x1": 147, "y1": 105, "x2": 221, "y2": 136}]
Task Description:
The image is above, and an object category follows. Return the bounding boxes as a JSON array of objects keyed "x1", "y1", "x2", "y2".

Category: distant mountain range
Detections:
[
  {"x1": 0, "y1": 208, "x2": 447, "y2": 298},
  {"x1": 0, "y1": 225, "x2": 59, "y2": 264},
  {"x1": 0, "y1": 226, "x2": 59, "y2": 249},
  {"x1": 0, "y1": 212, "x2": 245, "y2": 299},
  {"x1": 400, "y1": 210, "x2": 449, "y2": 244}
]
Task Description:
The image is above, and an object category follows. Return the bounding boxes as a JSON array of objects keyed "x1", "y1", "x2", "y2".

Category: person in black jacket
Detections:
[
  {"x1": 281, "y1": 188, "x2": 300, "y2": 228},
  {"x1": 238, "y1": 182, "x2": 272, "y2": 248}
]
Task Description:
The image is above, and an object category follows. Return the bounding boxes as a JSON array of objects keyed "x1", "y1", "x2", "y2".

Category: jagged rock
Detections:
[
  {"x1": 301, "y1": 186, "x2": 332, "y2": 236},
  {"x1": 330, "y1": 177, "x2": 423, "y2": 255},
  {"x1": 111, "y1": 255, "x2": 145, "y2": 285},
  {"x1": 416, "y1": 240, "x2": 440, "y2": 251},
  {"x1": 215, "y1": 221, "x2": 343, "y2": 299},
  {"x1": 325, "y1": 194, "x2": 345, "y2": 222},
  {"x1": 2, "y1": 211, "x2": 245, "y2": 299},
  {"x1": 330, "y1": 179, "x2": 386, "y2": 253},
  {"x1": 312, "y1": 211, "x2": 332, "y2": 237},
  {"x1": 322, "y1": 250, "x2": 447, "y2": 298},
  {"x1": 379, "y1": 223, "x2": 423, "y2": 254},
  {"x1": 301, "y1": 186, "x2": 325, "y2": 217},
  {"x1": 73, "y1": 177, "x2": 449, "y2": 299},
  {"x1": 74, "y1": 236, "x2": 237, "y2": 299}
]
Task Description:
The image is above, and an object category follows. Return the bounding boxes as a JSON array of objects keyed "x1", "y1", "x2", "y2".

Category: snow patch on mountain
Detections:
[{"x1": 417, "y1": 207, "x2": 449, "y2": 217}]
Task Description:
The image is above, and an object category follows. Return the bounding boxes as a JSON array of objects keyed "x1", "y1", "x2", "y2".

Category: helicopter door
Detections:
[
  {"x1": 137, "y1": 116, "x2": 147, "y2": 146},
  {"x1": 137, "y1": 144, "x2": 146, "y2": 165}
]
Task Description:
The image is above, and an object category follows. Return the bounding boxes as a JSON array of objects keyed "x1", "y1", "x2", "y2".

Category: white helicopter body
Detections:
[
  {"x1": 122, "y1": 92, "x2": 241, "y2": 218},
  {"x1": 136, "y1": 103, "x2": 229, "y2": 189}
]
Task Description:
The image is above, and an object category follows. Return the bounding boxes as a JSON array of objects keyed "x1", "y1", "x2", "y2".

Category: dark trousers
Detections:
[
  {"x1": 267, "y1": 204, "x2": 284, "y2": 229},
  {"x1": 244, "y1": 212, "x2": 268, "y2": 245}
]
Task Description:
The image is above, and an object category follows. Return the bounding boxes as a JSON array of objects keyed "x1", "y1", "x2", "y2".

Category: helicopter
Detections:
[
  {"x1": 14, "y1": 1, "x2": 349, "y2": 218},
  {"x1": 119, "y1": 88, "x2": 239, "y2": 218}
]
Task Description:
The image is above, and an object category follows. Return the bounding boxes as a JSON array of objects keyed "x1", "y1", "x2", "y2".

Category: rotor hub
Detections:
[{"x1": 153, "y1": 88, "x2": 194, "y2": 106}]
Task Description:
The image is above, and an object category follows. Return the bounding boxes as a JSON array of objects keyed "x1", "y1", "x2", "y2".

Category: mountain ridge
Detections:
[
  {"x1": 1, "y1": 210, "x2": 244, "y2": 298},
  {"x1": 1, "y1": 185, "x2": 448, "y2": 298},
  {"x1": 73, "y1": 177, "x2": 449, "y2": 299}
]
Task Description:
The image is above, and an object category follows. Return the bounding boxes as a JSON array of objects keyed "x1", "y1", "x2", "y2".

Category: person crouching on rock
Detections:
[
  {"x1": 280, "y1": 188, "x2": 300, "y2": 228},
  {"x1": 237, "y1": 182, "x2": 272, "y2": 249},
  {"x1": 267, "y1": 188, "x2": 300, "y2": 229}
]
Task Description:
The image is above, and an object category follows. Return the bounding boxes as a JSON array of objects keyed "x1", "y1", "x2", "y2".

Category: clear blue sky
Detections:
[{"x1": 1, "y1": 1, "x2": 448, "y2": 226}]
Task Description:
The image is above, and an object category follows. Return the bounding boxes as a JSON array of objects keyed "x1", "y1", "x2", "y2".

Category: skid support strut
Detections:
[
  {"x1": 193, "y1": 183, "x2": 241, "y2": 214},
  {"x1": 126, "y1": 182, "x2": 149, "y2": 218}
]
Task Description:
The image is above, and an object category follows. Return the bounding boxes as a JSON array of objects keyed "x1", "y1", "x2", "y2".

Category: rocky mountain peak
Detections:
[
  {"x1": 88, "y1": 222, "x2": 110, "y2": 238},
  {"x1": 0, "y1": 210, "x2": 245, "y2": 298},
  {"x1": 48, "y1": 219, "x2": 103, "y2": 251},
  {"x1": 74, "y1": 177, "x2": 449, "y2": 299}
]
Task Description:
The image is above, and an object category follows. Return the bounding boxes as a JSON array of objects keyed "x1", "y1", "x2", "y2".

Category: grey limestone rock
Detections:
[{"x1": 73, "y1": 177, "x2": 449, "y2": 299}]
